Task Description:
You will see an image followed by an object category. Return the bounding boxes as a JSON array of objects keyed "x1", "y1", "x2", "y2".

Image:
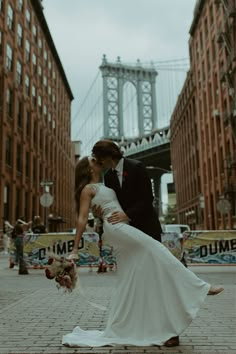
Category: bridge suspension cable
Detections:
[
  {"x1": 71, "y1": 69, "x2": 103, "y2": 155},
  {"x1": 71, "y1": 70, "x2": 100, "y2": 126},
  {"x1": 72, "y1": 58, "x2": 190, "y2": 156}
]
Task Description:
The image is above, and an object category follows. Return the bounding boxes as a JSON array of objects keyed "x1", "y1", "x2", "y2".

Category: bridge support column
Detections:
[{"x1": 100, "y1": 55, "x2": 158, "y2": 139}]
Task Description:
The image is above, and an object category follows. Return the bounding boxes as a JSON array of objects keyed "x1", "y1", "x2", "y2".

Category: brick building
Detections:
[
  {"x1": 0, "y1": 0, "x2": 76, "y2": 230},
  {"x1": 170, "y1": 0, "x2": 236, "y2": 230}
]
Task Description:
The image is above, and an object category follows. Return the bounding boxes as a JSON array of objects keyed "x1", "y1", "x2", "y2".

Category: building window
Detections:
[
  {"x1": 212, "y1": 39, "x2": 216, "y2": 61},
  {"x1": 202, "y1": 61, "x2": 205, "y2": 81},
  {"x1": 39, "y1": 128, "x2": 43, "y2": 150},
  {"x1": 25, "y1": 39, "x2": 30, "y2": 62},
  {"x1": 38, "y1": 95, "x2": 42, "y2": 113},
  {"x1": 24, "y1": 191, "x2": 29, "y2": 220},
  {"x1": 43, "y1": 76, "x2": 47, "y2": 87},
  {"x1": 6, "y1": 44, "x2": 13, "y2": 71},
  {"x1": 26, "y1": 8, "x2": 31, "y2": 28},
  {"x1": 32, "y1": 85, "x2": 36, "y2": 106},
  {"x1": 207, "y1": 50, "x2": 211, "y2": 72},
  {"x1": 38, "y1": 65, "x2": 42, "y2": 83},
  {"x1": 0, "y1": 31, "x2": 2, "y2": 55},
  {"x1": 48, "y1": 85, "x2": 51, "y2": 96},
  {"x1": 39, "y1": 163, "x2": 43, "y2": 183},
  {"x1": 17, "y1": 23, "x2": 23, "y2": 46},
  {"x1": 15, "y1": 188, "x2": 21, "y2": 219},
  {"x1": 16, "y1": 60, "x2": 22, "y2": 84},
  {"x1": 26, "y1": 151, "x2": 30, "y2": 177},
  {"x1": 17, "y1": 0, "x2": 23, "y2": 12},
  {"x1": 44, "y1": 49, "x2": 48, "y2": 62},
  {"x1": 7, "y1": 4, "x2": 14, "y2": 30},
  {"x1": 38, "y1": 38, "x2": 42, "y2": 53},
  {"x1": 200, "y1": 31, "x2": 203, "y2": 50},
  {"x1": 32, "y1": 24, "x2": 37, "y2": 43},
  {"x1": 0, "y1": 0, "x2": 3, "y2": 12},
  {"x1": 25, "y1": 74, "x2": 30, "y2": 96},
  {"x1": 16, "y1": 144, "x2": 22, "y2": 172},
  {"x1": 6, "y1": 88, "x2": 13, "y2": 118},
  {"x1": 17, "y1": 100, "x2": 23, "y2": 127},
  {"x1": 6, "y1": 136, "x2": 12, "y2": 166},
  {"x1": 4, "y1": 185, "x2": 10, "y2": 221},
  {"x1": 26, "y1": 110, "x2": 30, "y2": 136},
  {"x1": 204, "y1": 18, "x2": 208, "y2": 39},
  {"x1": 43, "y1": 104, "x2": 47, "y2": 117},
  {"x1": 33, "y1": 121, "x2": 37, "y2": 144},
  {"x1": 32, "y1": 53, "x2": 37, "y2": 73},
  {"x1": 209, "y1": 5, "x2": 214, "y2": 26},
  {"x1": 33, "y1": 158, "x2": 37, "y2": 181}
]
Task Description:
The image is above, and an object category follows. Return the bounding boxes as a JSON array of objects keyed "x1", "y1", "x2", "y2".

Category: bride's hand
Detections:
[
  {"x1": 107, "y1": 211, "x2": 130, "y2": 224},
  {"x1": 67, "y1": 251, "x2": 79, "y2": 261}
]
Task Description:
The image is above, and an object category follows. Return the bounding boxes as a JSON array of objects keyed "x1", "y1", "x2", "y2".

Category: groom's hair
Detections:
[{"x1": 92, "y1": 139, "x2": 123, "y2": 160}]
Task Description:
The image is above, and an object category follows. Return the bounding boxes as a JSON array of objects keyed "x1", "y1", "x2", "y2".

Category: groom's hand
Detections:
[
  {"x1": 107, "y1": 211, "x2": 130, "y2": 224},
  {"x1": 92, "y1": 204, "x2": 103, "y2": 218}
]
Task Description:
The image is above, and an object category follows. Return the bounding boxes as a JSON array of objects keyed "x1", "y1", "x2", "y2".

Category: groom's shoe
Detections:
[{"x1": 164, "y1": 336, "x2": 179, "y2": 347}]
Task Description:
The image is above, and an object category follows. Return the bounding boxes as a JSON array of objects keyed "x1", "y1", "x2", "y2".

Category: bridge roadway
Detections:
[{"x1": 118, "y1": 126, "x2": 171, "y2": 184}]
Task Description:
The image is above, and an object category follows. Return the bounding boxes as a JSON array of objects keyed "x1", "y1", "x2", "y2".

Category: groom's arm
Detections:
[{"x1": 125, "y1": 161, "x2": 154, "y2": 221}]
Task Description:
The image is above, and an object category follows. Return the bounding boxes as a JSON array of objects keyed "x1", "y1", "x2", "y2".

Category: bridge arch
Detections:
[{"x1": 100, "y1": 55, "x2": 158, "y2": 140}]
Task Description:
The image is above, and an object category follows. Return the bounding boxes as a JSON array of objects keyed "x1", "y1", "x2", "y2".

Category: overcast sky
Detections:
[
  {"x1": 43, "y1": 0, "x2": 196, "y2": 121},
  {"x1": 42, "y1": 0, "x2": 197, "y2": 211}
]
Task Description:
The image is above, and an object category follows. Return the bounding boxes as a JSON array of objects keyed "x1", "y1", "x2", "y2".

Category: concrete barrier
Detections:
[{"x1": 8, "y1": 231, "x2": 185, "y2": 268}]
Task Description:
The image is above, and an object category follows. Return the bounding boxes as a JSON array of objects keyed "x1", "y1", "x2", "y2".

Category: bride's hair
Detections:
[{"x1": 75, "y1": 157, "x2": 92, "y2": 214}]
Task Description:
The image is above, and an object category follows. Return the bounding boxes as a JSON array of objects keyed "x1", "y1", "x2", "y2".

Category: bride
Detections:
[{"x1": 62, "y1": 156, "x2": 223, "y2": 347}]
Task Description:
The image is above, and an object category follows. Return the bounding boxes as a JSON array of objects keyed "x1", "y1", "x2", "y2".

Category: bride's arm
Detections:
[{"x1": 71, "y1": 186, "x2": 94, "y2": 255}]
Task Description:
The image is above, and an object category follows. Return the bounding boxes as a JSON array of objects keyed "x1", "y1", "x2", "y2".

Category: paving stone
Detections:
[{"x1": 0, "y1": 255, "x2": 235, "y2": 354}]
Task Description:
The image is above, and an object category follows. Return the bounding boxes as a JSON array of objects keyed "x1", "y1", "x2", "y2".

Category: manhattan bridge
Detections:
[{"x1": 71, "y1": 55, "x2": 190, "y2": 208}]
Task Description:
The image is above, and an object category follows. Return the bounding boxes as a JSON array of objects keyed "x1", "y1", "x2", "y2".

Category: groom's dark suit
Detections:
[{"x1": 104, "y1": 158, "x2": 162, "y2": 242}]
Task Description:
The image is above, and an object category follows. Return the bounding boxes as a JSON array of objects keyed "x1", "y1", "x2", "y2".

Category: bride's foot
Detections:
[{"x1": 208, "y1": 286, "x2": 224, "y2": 295}]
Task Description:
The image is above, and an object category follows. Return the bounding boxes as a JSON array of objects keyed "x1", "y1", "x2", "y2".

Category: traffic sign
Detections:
[
  {"x1": 216, "y1": 199, "x2": 231, "y2": 214},
  {"x1": 40, "y1": 193, "x2": 54, "y2": 207}
]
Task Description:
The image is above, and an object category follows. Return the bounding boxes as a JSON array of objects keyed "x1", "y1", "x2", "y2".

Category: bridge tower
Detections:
[{"x1": 100, "y1": 55, "x2": 158, "y2": 140}]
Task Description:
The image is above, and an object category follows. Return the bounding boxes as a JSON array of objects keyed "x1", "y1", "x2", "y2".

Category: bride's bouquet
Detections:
[{"x1": 45, "y1": 253, "x2": 78, "y2": 292}]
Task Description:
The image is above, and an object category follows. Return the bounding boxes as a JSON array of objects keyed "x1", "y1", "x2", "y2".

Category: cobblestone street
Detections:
[{"x1": 0, "y1": 254, "x2": 235, "y2": 354}]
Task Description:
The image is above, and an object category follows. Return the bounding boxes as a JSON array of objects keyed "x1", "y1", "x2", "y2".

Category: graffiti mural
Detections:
[{"x1": 183, "y1": 230, "x2": 236, "y2": 264}]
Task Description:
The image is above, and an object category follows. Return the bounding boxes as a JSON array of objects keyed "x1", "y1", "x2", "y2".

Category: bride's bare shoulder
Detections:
[{"x1": 82, "y1": 184, "x2": 97, "y2": 197}]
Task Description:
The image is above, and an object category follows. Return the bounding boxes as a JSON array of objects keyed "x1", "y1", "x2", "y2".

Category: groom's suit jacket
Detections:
[{"x1": 104, "y1": 158, "x2": 162, "y2": 242}]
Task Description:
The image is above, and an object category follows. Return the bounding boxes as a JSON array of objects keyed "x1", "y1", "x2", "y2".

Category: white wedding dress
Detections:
[{"x1": 62, "y1": 184, "x2": 210, "y2": 347}]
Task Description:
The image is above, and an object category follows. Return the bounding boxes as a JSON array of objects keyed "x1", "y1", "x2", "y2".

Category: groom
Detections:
[
  {"x1": 92, "y1": 139, "x2": 162, "y2": 242},
  {"x1": 92, "y1": 139, "x2": 180, "y2": 347},
  {"x1": 92, "y1": 140, "x2": 179, "y2": 347}
]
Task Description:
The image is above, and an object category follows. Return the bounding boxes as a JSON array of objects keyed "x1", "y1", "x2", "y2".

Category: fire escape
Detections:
[{"x1": 216, "y1": 0, "x2": 236, "y2": 204}]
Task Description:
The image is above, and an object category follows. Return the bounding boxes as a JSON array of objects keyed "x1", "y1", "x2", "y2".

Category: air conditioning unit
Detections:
[{"x1": 213, "y1": 109, "x2": 220, "y2": 117}]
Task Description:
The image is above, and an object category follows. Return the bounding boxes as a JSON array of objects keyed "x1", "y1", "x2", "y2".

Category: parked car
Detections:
[
  {"x1": 162, "y1": 224, "x2": 190, "y2": 238},
  {"x1": 161, "y1": 224, "x2": 191, "y2": 267}
]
